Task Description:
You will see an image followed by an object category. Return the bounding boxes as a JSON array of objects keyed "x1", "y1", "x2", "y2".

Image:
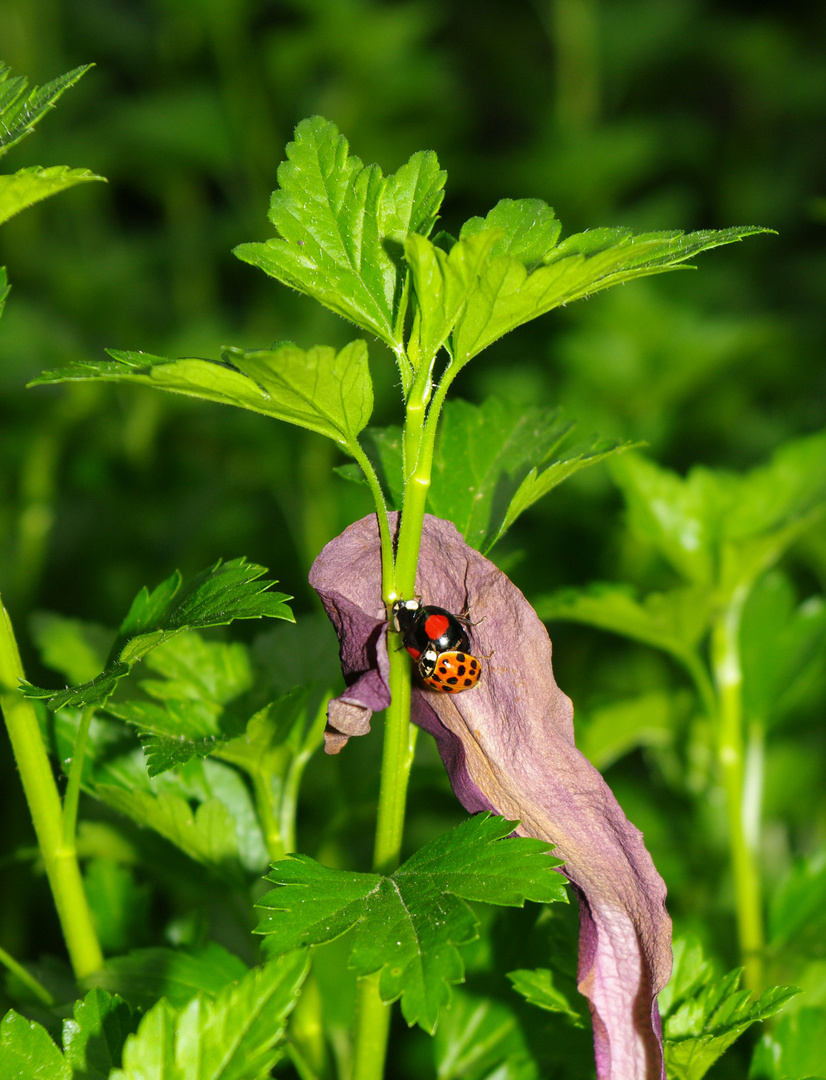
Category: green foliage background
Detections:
[{"x1": 1, "y1": 2, "x2": 825, "y2": 1076}]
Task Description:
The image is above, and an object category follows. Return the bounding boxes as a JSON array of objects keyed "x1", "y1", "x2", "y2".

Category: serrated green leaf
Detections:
[
  {"x1": 0, "y1": 63, "x2": 93, "y2": 157},
  {"x1": 661, "y1": 937, "x2": 799, "y2": 1080},
  {"x1": 750, "y1": 1006, "x2": 826, "y2": 1080},
  {"x1": 450, "y1": 220, "x2": 771, "y2": 368},
  {"x1": 109, "y1": 954, "x2": 308, "y2": 1080},
  {"x1": 84, "y1": 944, "x2": 249, "y2": 1011},
  {"x1": 62, "y1": 988, "x2": 138, "y2": 1080},
  {"x1": 0, "y1": 165, "x2": 105, "y2": 227},
  {"x1": 233, "y1": 116, "x2": 445, "y2": 350},
  {"x1": 461, "y1": 198, "x2": 563, "y2": 268},
  {"x1": 22, "y1": 559, "x2": 292, "y2": 710},
  {"x1": 0, "y1": 1009, "x2": 71, "y2": 1080},
  {"x1": 406, "y1": 230, "x2": 501, "y2": 370},
  {"x1": 507, "y1": 968, "x2": 584, "y2": 1025},
  {"x1": 105, "y1": 698, "x2": 228, "y2": 777},
  {"x1": 31, "y1": 341, "x2": 374, "y2": 451},
  {"x1": 484, "y1": 437, "x2": 638, "y2": 553},
  {"x1": 94, "y1": 787, "x2": 242, "y2": 880},
  {"x1": 534, "y1": 582, "x2": 712, "y2": 669},
  {"x1": 257, "y1": 814, "x2": 564, "y2": 1033},
  {"x1": 221, "y1": 339, "x2": 373, "y2": 445},
  {"x1": 427, "y1": 398, "x2": 572, "y2": 551}
]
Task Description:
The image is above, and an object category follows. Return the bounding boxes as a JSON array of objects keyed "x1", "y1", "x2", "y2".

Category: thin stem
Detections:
[
  {"x1": 352, "y1": 973, "x2": 393, "y2": 1080},
  {"x1": 61, "y1": 703, "x2": 95, "y2": 850},
  {"x1": 0, "y1": 945, "x2": 55, "y2": 1007},
  {"x1": 711, "y1": 584, "x2": 764, "y2": 990},
  {"x1": 349, "y1": 440, "x2": 397, "y2": 602},
  {"x1": 251, "y1": 770, "x2": 285, "y2": 863},
  {"x1": 0, "y1": 600, "x2": 103, "y2": 978}
]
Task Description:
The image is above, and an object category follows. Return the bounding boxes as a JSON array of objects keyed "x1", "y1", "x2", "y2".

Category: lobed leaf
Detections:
[
  {"x1": 661, "y1": 937, "x2": 799, "y2": 1080},
  {"x1": 109, "y1": 954, "x2": 309, "y2": 1080},
  {"x1": 0, "y1": 165, "x2": 105, "y2": 227},
  {"x1": 234, "y1": 116, "x2": 445, "y2": 351},
  {"x1": 0, "y1": 62, "x2": 93, "y2": 157},
  {"x1": 257, "y1": 814, "x2": 565, "y2": 1032},
  {"x1": 30, "y1": 340, "x2": 374, "y2": 450},
  {"x1": 21, "y1": 558, "x2": 292, "y2": 710},
  {"x1": 62, "y1": 988, "x2": 138, "y2": 1080},
  {"x1": 0, "y1": 1010, "x2": 70, "y2": 1080},
  {"x1": 450, "y1": 211, "x2": 772, "y2": 368}
]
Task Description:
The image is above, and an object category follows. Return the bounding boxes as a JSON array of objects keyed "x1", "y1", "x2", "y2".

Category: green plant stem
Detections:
[
  {"x1": 251, "y1": 770, "x2": 285, "y2": 862},
  {"x1": 0, "y1": 601, "x2": 103, "y2": 978},
  {"x1": 711, "y1": 585, "x2": 764, "y2": 990},
  {"x1": 0, "y1": 945, "x2": 55, "y2": 1007},
  {"x1": 352, "y1": 973, "x2": 393, "y2": 1080},
  {"x1": 62, "y1": 703, "x2": 94, "y2": 849},
  {"x1": 350, "y1": 440, "x2": 396, "y2": 601}
]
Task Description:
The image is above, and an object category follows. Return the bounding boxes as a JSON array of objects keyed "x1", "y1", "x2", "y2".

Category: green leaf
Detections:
[
  {"x1": 0, "y1": 166, "x2": 105, "y2": 227},
  {"x1": 433, "y1": 988, "x2": 541, "y2": 1080},
  {"x1": 106, "y1": 698, "x2": 228, "y2": 777},
  {"x1": 62, "y1": 988, "x2": 138, "y2": 1080},
  {"x1": 257, "y1": 814, "x2": 565, "y2": 1033},
  {"x1": 109, "y1": 953, "x2": 309, "y2": 1080},
  {"x1": 94, "y1": 787, "x2": 242, "y2": 880},
  {"x1": 405, "y1": 230, "x2": 501, "y2": 370},
  {"x1": 612, "y1": 432, "x2": 826, "y2": 594},
  {"x1": 0, "y1": 63, "x2": 93, "y2": 158},
  {"x1": 507, "y1": 968, "x2": 584, "y2": 1025},
  {"x1": 573, "y1": 691, "x2": 680, "y2": 771},
  {"x1": 450, "y1": 213, "x2": 772, "y2": 367},
  {"x1": 84, "y1": 944, "x2": 249, "y2": 1011},
  {"x1": 29, "y1": 613, "x2": 113, "y2": 686},
  {"x1": 234, "y1": 116, "x2": 445, "y2": 351},
  {"x1": 461, "y1": 198, "x2": 562, "y2": 268},
  {"x1": 0, "y1": 1010, "x2": 70, "y2": 1080},
  {"x1": 661, "y1": 937, "x2": 799, "y2": 1080},
  {"x1": 750, "y1": 1006, "x2": 826, "y2": 1080},
  {"x1": 768, "y1": 850, "x2": 826, "y2": 953},
  {"x1": 21, "y1": 558, "x2": 292, "y2": 710},
  {"x1": 83, "y1": 860, "x2": 150, "y2": 954},
  {"x1": 534, "y1": 583, "x2": 712, "y2": 671},
  {"x1": 427, "y1": 397, "x2": 573, "y2": 551},
  {"x1": 741, "y1": 572, "x2": 826, "y2": 727},
  {"x1": 31, "y1": 341, "x2": 374, "y2": 451},
  {"x1": 484, "y1": 437, "x2": 639, "y2": 554}
]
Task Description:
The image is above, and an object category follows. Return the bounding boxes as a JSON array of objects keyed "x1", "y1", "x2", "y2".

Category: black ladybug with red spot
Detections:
[{"x1": 391, "y1": 598, "x2": 482, "y2": 693}]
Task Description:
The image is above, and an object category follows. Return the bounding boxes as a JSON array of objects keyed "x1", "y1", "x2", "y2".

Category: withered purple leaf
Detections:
[{"x1": 310, "y1": 513, "x2": 672, "y2": 1080}]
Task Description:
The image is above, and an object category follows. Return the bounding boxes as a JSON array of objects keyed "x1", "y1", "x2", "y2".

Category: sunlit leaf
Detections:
[
  {"x1": 0, "y1": 1010, "x2": 70, "y2": 1080},
  {"x1": 62, "y1": 989, "x2": 138, "y2": 1080},
  {"x1": 0, "y1": 165, "x2": 105, "y2": 226},
  {"x1": 234, "y1": 116, "x2": 445, "y2": 350},
  {"x1": 0, "y1": 62, "x2": 93, "y2": 157}
]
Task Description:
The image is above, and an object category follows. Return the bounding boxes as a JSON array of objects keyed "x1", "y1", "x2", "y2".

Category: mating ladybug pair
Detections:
[{"x1": 391, "y1": 599, "x2": 482, "y2": 694}]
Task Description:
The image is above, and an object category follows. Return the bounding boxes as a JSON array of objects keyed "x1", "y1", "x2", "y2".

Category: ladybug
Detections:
[
  {"x1": 391, "y1": 598, "x2": 482, "y2": 693},
  {"x1": 422, "y1": 650, "x2": 482, "y2": 694}
]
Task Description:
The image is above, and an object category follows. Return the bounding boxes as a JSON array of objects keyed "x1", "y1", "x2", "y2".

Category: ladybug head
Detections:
[{"x1": 391, "y1": 597, "x2": 421, "y2": 633}]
